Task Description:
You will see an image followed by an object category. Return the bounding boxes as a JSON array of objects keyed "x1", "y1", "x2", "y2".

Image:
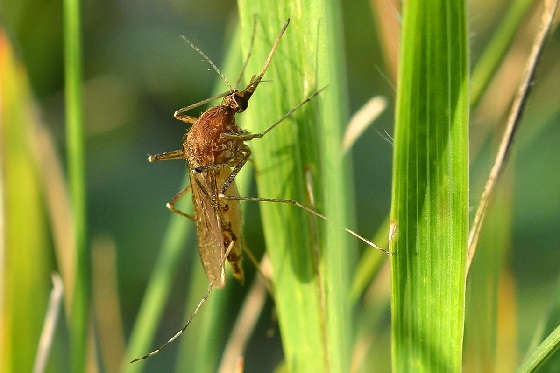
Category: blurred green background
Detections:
[{"x1": 1, "y1": 0, "x2": 559, "y2": 372}]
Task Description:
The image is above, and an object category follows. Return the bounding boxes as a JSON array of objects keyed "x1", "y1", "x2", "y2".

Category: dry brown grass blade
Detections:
[
  {"x1": 341, "y1": 96, "x2": 387, "y2": 154},
  {"x1": 27, "y1": 114, "x2": 75, "y2": 311},
  {"x1": 33, "y1": 274, "x2": 64, "y2": 373},
  {"x1": 92, "y1": 236, "x2": 126, "y2": 373},
  {"x1": 369, "y1": 0, "x2": 401, "y2": 82},
  {"x1": 466, "y1": 0, "x2": 559, "y2": 272},
  {"x1": 218, "y1": 257, "x2": 272, "y2": 373}
]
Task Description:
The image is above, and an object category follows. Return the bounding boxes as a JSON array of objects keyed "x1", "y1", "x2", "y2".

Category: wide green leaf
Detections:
[
  {"x1": 236, "y1": 1, "x2": 353, "y2": 371},
  {"x1": 390, "y1": 1, "x2": 469, "y2": 371}
]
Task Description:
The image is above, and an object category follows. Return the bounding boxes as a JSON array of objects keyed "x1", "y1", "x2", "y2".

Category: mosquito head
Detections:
[{"x1": 222, "y1": 89, "x2": 252, "y2": 113}]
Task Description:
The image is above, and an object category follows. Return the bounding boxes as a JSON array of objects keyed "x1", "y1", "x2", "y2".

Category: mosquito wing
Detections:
[{"x1": 190, "y1": 170, "x2": 226, "y2": 288}]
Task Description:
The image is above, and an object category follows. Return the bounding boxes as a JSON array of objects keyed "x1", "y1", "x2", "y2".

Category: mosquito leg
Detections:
[
  {"x1": 220, "y1": 86, "x2": 327, "y2": 142},
  {"x1": 129, "y1": 241, "x2": 235, "y2": 364},
  {"x1": 219, "y1": 146, "x2": 251, "y2": 196},
  {"x1": 173, "y1": 90, "x2": 232, "y2": 121},
  {"x1": 166, "y1": 184, "x2": 194, "y2": 221},
  {"x1": 219, "y1": 194, "x2": 390, "y2": 255},
  {"x1": 174, "y1": 112, "x2": 198, "y2": 125},
  {"x1": 148, "y1": 149, "x2": 185, "y2": 162}
]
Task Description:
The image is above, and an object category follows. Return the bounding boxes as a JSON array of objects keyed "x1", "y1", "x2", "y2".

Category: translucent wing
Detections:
[{"x1": 190, "y1": 170, "x2": 226, "y2": 288}]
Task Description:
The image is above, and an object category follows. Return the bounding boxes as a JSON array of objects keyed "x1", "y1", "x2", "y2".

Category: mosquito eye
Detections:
[{"x1": 235, "y1": 95, "x2": 248, "y2": 111}]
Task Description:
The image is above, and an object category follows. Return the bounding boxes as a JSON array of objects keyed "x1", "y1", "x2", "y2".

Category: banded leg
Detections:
[
  {"x1": 220, "y1": 86, "x2": 328, "y2": 142},
  {"x1": 166, "y1": 184, "x2": 194, "y2": 221},
  {"x1": 148, "y1": 149, "x2": 185, "y2": 163}
]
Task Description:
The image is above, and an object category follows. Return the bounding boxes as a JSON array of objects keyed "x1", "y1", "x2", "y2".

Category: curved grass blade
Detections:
[
  {"x1": 518, "y1": 324, "x2": 560, "y2": 373},
  {"x1": 523, "y1": 276, "x2": 560, "y2": 372}
]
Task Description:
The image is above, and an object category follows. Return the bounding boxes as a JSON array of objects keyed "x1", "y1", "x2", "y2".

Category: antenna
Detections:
[{"x1": 181, "y1": 35, "x2": 233, "y2": 91}]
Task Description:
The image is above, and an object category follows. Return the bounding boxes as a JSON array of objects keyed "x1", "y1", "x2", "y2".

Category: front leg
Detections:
[
  {"x1": 148, "y1": 149, "x2": 185, "y2": 162},
  {"x1": 174, "y1": 112, "x2": 198, "y2": 125}
]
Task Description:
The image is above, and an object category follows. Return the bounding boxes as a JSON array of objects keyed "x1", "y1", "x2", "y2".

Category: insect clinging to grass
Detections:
[{"x1": 132, "y1": 17, "x2": 387, "y2": 363}]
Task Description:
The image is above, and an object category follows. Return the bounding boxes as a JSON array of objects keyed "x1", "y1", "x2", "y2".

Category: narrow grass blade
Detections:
[
  {"x1": 63, "y1": 0, "x2": 90, "y2": 370},
  {"x1": 237, "y1": 2, "x2": 354, "y2": 371},
  {"x1": 390, "y1": 1, "x2": 469, "y2": 372},
  {"x1": 523, "y1": 276, "x2": 560, "y2": 372},
  {"x1": 518, "y1": 324, "x2": 560, "y2": 373}
]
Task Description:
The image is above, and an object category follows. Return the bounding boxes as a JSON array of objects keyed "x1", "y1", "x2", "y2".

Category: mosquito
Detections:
[{"x1": 132, "y1": 17, "x2": 387, "y2": 363}]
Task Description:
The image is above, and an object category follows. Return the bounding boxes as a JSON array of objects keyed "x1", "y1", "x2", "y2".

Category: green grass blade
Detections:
[
  {"x1": 390, "y1": 1, "x2": 469, "y2": 372},
  {"x1": 523, "y1": 276, "x2": 560, "y2": 372},
  {"x1": 0, "y1": 33, "x2": 52, "y2": 373},
  {"x1": 63, "y1": 0, "x2": 89, "y2": 370},
  {"x1": 470, "y1": 0, "x2": 537, "y2": 108},
  {"x1": 518, "y1": 324, "x2": 560, "y2": 373},
  {"x1": 236, "y1": 2, "x2": 353, "y2": 371}
]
